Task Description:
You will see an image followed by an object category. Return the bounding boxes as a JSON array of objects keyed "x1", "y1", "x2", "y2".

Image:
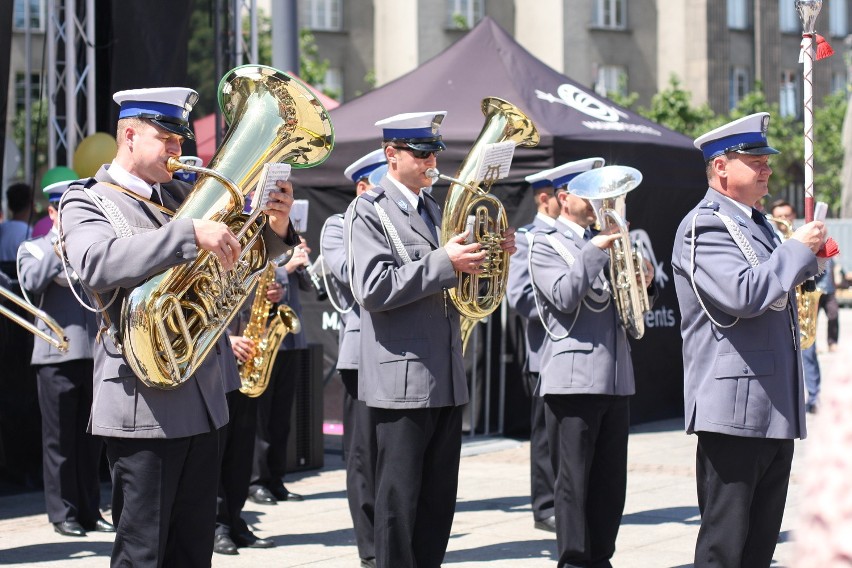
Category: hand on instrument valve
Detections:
[
  {"x1": 193, "y1": 219, "x2": 241, "y2": 271},
  {"x1": 590, "y1": 225, "x2": 620, "y2": 250},
  {"x1": 262, "y1": 179, "x2": 295, "y2": 238},
  {"x1": 445, "y1": 230, "x2": 488, "y2": 275},
  {"x1": 792, "y1": 221, "x2": 827, "y2": 254},
  {"x1": 500, "y1": 227, "x2": 517, "y2": 256},
  {"x1": 231, "y1": 335, "x2": 256, "y2": 364}
]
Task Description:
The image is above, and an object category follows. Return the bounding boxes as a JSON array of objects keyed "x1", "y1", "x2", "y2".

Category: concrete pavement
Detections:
[{"x1": 0, "y1": 308, "x2": 847, "y2": 567}]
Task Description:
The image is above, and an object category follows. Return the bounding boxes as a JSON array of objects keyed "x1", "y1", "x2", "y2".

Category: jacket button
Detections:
[
  {"x1": 176, "y1": 251, "x2": 183, "y2": 258},
  {"x1": 415, "y1": 251, "x2": 421, "y2": 259},
  {"x1": 401, "y1": 351, "x2": 406, "y2": 356},
  {"x1": 742, "y1": 366, "x2": 749, "y2": 374}
]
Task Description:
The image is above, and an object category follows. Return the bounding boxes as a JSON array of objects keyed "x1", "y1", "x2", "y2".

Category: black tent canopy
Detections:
[{"x1": 295, "y1": 17, "x2": 707, "y2": 426}]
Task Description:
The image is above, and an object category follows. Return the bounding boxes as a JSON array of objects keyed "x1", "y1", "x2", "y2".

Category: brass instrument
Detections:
[
  {"x1": 122, "y1": 65, "x2": 333, "y2": 389},
  {"x1": 238, "y1": 262, "x2": 301, "y2": 397},
  {"x1": 768, "y1": 216, "x2": 821, "y2": 349},
  {"x1": 0, "y1": 285, "x2": 69, "y2": 352},
  {"x1": 567, "y1": 165, "x2": 650, "y2": 339},
  {"x1": 428, "y1": 97, "x2": 539, "y2": 350}
]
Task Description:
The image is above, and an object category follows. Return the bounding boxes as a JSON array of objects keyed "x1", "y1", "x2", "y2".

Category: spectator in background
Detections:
[
  {"x1": 0, "y1": 183, "x2": 33, "y2": 278},
  {"x1": 816, "y1": 257, "x2": 839, "y2": 353}
]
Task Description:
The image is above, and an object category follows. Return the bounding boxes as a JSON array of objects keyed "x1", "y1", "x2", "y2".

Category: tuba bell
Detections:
[
  {"x1": 567, "y1": 165, "x2": 650, "y2": 339},
  {"x1": 428, "y1": 97, "x2": 539, "y2": 350},
  {"x1": 121, "y1": 65, "x2": 333, "y2": 389}
]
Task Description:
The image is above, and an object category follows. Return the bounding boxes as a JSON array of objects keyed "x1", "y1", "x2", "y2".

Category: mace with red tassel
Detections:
[{"x1": 796, "y1": 0, "x2": 839, "y2": 258}]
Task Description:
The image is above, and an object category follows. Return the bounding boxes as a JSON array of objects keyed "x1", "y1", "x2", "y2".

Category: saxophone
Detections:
[
  {"x1": 238, "y1": 262, "x2": 301, "y2": 397},
  {"x1": 768, "y1": 216, "x2": 821, "y2": 349},
  {"x1": 427, "y1": 97, "x2": 539, "y2": 350}
]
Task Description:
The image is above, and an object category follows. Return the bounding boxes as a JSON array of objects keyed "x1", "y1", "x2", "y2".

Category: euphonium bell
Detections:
[
  {"x1": 121, "y1": 65, "x2": 333, "y2": 389},
  {"x1": 431, "y1": 97, "x2": 539, "y2": 350},
  {"x1": 567, "y1": 165, "x2": 650, "y2": 339}
]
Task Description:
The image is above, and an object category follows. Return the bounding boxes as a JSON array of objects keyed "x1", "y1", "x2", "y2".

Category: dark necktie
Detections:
[
  {"x1": 751, "y1": 209, "x2": 776, "y2": 243},
  {"x1": 583, "y1": 227, "x2": 593, "y2": 242},
  {"x1": 150, "y1": 186, "x2": 162, "y2": 206},
  {"x1": 417, "y1": 197, "x2": 437, "y2": 241}
]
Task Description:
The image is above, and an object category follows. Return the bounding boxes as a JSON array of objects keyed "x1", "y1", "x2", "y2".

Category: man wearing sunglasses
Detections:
[{"x1": 344, "y1": 111, "x2": 516, "y2": 568}]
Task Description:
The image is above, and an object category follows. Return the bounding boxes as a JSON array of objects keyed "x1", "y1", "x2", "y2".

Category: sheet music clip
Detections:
[
  {"x1": 472, "y1": 141, "x2": 516, "y2": 188},
  {"x1": 250, "y1": 162, "x2": 292, "y2": 214}
]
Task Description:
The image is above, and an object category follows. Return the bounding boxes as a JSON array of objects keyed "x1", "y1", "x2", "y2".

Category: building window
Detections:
[
  {"x1": 14, "y1": 73, "x2": 41, "y2": 113},
  {"x1": 830, "y1": 0, "x2": 848, "y2": 37},
  {"x1": 13, "y1": 0, "x2": 44, "y2": 30},
  {"x1": 593, "y1": 0, "x2": 627, "y2": 29},
  {"x1": 730, "y1": 66, "x2": 749, "y2": 109},
  {"x1": 320, "y1": 67, "x2": 343, "y2": 101},
  {"x1": 727, "y1": 0, "x2": 749, "y2": 30},
  {"x1": 594, "y1": 65, "x2": 627, "y2": 98},
  {"x1": 446, "y1": 0, "x2": 484, "y2": 29},
  {"x1": 780, "y1": 70, "x2": 799, "y2": 118},
  {"x1": 301, "y1": 0, "x2": 342, "y2": 31},
  {"x1": 831, "y1": 71, "x2": 847, "y2": 94},
  {"x1": 779, "y1": 0, "x2": 799, "y2": 33}
]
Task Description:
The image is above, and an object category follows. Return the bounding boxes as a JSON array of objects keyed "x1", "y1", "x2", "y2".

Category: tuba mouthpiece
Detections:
[{"x1": 425, "y1": 168, "x2": 440, "y2": 180}]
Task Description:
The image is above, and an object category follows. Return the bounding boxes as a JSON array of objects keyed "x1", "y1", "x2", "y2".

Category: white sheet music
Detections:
[
  {"x1": 253, "y1": 163, "x2": 292, "y2": 211},
  {"x1": 473, "y1": 141, "x2": 516, "y2": 183}
]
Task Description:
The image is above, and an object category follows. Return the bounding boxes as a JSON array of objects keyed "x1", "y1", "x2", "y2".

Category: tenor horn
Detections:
[
  {"x1": 428, "y1": 97, "x2": 539, "y2": 350},
  {"x1": 121, "y1": 65, "x2": 333, "y2": 389},
  {"x1": 567, "y1": 165, "x2": 650, "y2": 339}
]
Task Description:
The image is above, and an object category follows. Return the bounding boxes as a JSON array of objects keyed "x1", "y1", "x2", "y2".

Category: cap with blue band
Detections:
[
  {"x1": 694, "y1": 112, "x2": 780, "y2": 161},
  {"x1": 526, "y1": 157, "x2": 606, "y2": 191},
  {"x1": 113, "y1": 87, "x2": 199, "y2": 140},
  {"x1": 344, "y1": 149, "x2": 387, "y2": 183},
  {"x1": 375, "y1": 111, "x2": 447, "y2": 152}
]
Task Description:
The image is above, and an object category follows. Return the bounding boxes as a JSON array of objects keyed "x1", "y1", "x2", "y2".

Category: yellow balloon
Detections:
[{"x1": 73, "y1": 132, "x2": 117, "y2": 178}]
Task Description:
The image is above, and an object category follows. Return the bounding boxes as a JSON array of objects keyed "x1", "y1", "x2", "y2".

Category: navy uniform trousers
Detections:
[
  {"x1": 340, "y1": 369, "x2": 376, "y2": 562},
  {"x1": 217, "y1": 390, "x2": 257, "y2": 537},
  {"x1": 251, "y1": 351, "x2": 298, "y2": 491},
  {"x1": 526, "y1": 371, "x2": 556, "y2": 522}
]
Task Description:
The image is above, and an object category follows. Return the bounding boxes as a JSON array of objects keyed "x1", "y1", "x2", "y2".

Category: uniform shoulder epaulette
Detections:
[
  {"x1": 698, "y1": 200, "x2": 720, "y2": 211},
  {"x1": 359, "y1": 187, "x2": 385, "y2": 204},
  {"x1": 539, "y1": 226, "x2": 558, "y2": 235}
]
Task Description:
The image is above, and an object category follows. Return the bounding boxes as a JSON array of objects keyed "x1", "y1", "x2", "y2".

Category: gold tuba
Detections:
[
  {"x1": 567, "y1": 165, "x2": 650, "y2": 339},
  {"x1": 238, "y1": 262, "x2": 301, "y2": 397},
  {"x1": 121, "y1": 65, "x2": 333, "y2": 389},
  {"x1": 428, "y1": 97, "x2": 539, "y2": 349},
  {"x1": 768, "y1": 216, "x2": 821, "y2": 349}
]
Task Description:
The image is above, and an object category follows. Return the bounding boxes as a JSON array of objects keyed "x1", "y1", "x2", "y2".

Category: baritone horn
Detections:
[
  {"x1": 567, "y1": 165, "x2": 650, "y2": 339},
  {"x1": 427, "y1": 97, "x2": 539, "y2": 349},
  {"x1": 121, "y1": 65, "x2": 333, "y2": 389}
]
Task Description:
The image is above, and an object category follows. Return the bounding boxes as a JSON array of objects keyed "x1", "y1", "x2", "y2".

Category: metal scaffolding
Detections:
[{"x1": 46, "y1": 0, "x2": 95, "y2": 170}]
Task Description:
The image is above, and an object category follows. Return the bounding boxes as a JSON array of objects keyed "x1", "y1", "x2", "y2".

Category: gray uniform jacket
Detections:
[
  {"x1": 321, "y1": 213, "x2": 360, "y2": 370},
  {"x1": 343, "y1": 177, "x2": 468, "y2": 409},
  {"x1": 17, "y1": 230, "x2": 98, "y2": 365},
  {"x1": 507, "y1": 216, "x2": 553, "y2": 375},
  {"x1": 529, "y1": 219, "x2": 636, "y2": 397},
  {"x1": 60, "y1": 165, "x2": 293, "y2": 439},
  {"x1": 671, "y1": 188, "x2": 817, "y2": 440}
]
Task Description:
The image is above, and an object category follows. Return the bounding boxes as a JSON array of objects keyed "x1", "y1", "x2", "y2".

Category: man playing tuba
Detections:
[
  {"x1": 344, "y1": 111, "x2": 515, "y2": 568},
  {"x1": 60, "y1": 87, "x2": 299, "y2": 566}
]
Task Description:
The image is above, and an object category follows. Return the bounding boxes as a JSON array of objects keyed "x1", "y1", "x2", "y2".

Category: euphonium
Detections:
[
  {"x1": 122, "y1": 65, "x2": 333, "y2": 389},
  {"x1": 238, "y1": 262, "x2": 301, "y2": 397},
  {"x1": 428, "y1": 97, "x2": 539, "y2": 349},
  {"x1": 768, "y1": 216, "x2": 821, "y2": 349},
  {"x1": 567, "y1": 165, "x2": 650, "y2": 339}
]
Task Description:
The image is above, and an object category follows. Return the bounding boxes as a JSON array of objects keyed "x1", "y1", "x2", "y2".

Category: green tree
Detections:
[
  {"x1": 12, "y1": 98, "x2": 48, "y2": 179},
  {"x1": 813, "y1": 89, "x2": 848, "y2": 215},
  {"x1": 299, "y1": 29, "x2": 339, "y2": 100},
  {"x1": 637, "y1": 76, "x2": 716, "y2": 139}
]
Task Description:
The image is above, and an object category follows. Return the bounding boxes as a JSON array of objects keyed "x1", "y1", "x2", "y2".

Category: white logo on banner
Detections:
[
  {"x1": 535, "y1": 84, "x2": 663, "y2": 137},
  {"x1": 628, "y1": 229, "x2": 677, "y2": 329}
]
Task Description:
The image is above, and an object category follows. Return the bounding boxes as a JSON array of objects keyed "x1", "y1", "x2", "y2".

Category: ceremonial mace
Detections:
[{"x1": 796, "y1": 0, "x2": 839, "y2": 257}]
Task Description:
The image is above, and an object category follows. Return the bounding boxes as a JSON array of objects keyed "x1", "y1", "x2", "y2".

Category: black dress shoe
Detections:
[
  {"x1": 534, "y1": 516, "x2": 557, "y2": 533},
  {"x1": 247, "y1": 486, "x2": 278, "y2": 505},
  {"x1": 82, "y1": 517, "x2": 116, "y2": 533},
  {"x1": 268, "y1": 484, "x2": 304, "y2": 502},
  {"x1": 54, "y1": 520, "x2": 86, "y2": 537},
  {"x1": 213, "y1": 533, "x2": 239, "y2": 555},
  {"x1": 232, "y1": 530, "x2": 275, "y2": 549},
  {"x1": 360, "y1": 558, "x2": 377, "y2": 568}
]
